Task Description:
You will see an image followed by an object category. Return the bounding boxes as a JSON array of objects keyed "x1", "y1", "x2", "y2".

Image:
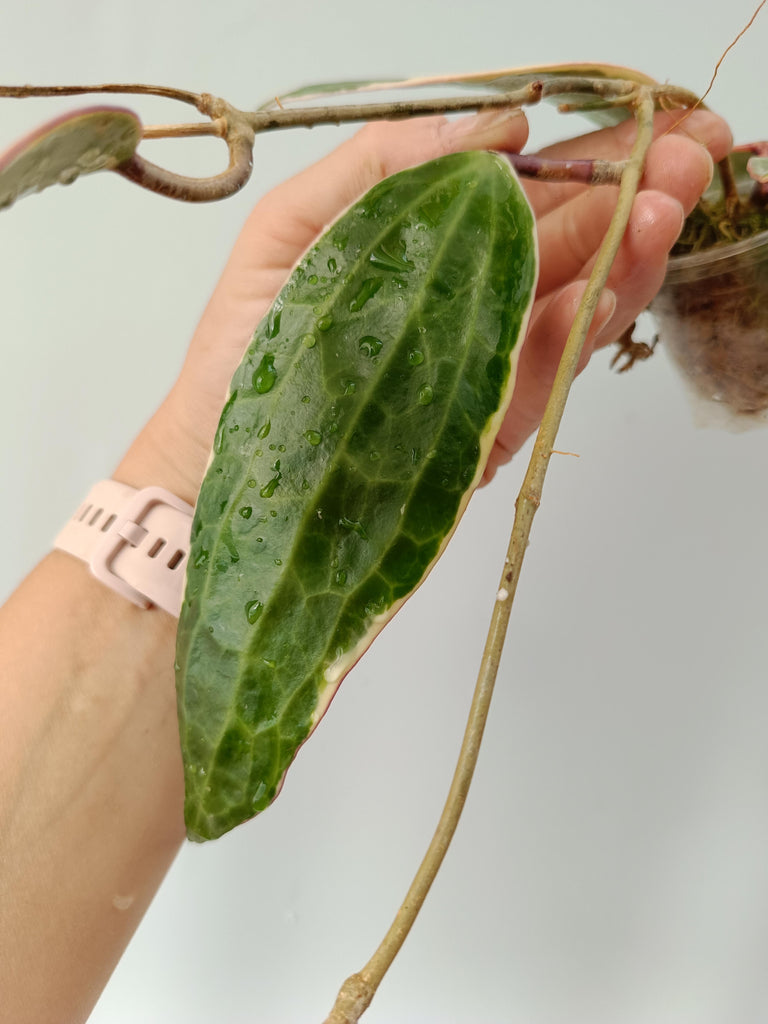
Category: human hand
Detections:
[{"x1": 116, "y1": 105, "x2": 732, "y2": 499}]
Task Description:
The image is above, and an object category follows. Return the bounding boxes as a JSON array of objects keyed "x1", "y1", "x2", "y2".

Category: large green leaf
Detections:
[
  {"x1": 176, "y1": 150, "x2": 538, "y2": 841},
  {"x1": 0, "y1": 106, "x2": 141, "y2": 210}
]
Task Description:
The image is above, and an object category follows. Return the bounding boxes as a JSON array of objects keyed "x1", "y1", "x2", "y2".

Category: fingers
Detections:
[
  {"x1": 534, "y1": 132, "x2": 713, "y2": 294},
  {"x1": 484, "y1": 186, "x2": 686, "y2": 476},
  {"x1": 592, "y1": 189, "x2": 685, "y2": 351},
  {"x1": 524, "y1": 108, "x2": 732, "y2": 218},
  {"x1": 483, "y1": 282, "x2": 617, "y2": 481}
]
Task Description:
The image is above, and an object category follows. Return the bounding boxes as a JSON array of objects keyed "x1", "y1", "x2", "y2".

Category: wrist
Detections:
[{"x1": 114, "y1": 388, "x2": 210, "y2": 508}]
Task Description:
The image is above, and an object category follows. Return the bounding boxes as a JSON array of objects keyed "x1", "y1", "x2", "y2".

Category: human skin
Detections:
[{"x1": 0, "y1": 107, "x2": 731, "y2": 1023}]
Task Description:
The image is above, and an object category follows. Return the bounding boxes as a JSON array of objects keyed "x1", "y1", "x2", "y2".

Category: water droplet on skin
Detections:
[
  {"x1": 253, "y1": 353, "x2": 277, "y2": 393},
  {"x1": 316, "y1": 314, "x2": 334, "y2": 332},
  {"x1": 359, "y1": 336, "x2": 383, "y2": 358},
  {"x1": 245, "y1": 599, "x2": 264, "y2": 624},
  {"x1": 408, "y1": 349, "x2": 424, "y2": 366},
  {"x1": 335, "y1": 570, "x2": 347, "y2": 585},
  {"x1": 418, "y1": 384, "x2": 434, "y2": 405},
  {"x1": 257, "y1": 420, "x2": 271, "y2": 439},
  {"x1": 239, "y1": 506, "x2": 252, "y2": 519},
  {"x1": 302, "y1": 333, "x2": 317, "y2": 349},
  {"x1": 349, "y1": 277, "x2": 383, "y2": 312},
  {"x1": 304, "y1": 430, "x2": 322, "y2": 446},
  {"x1": 266, "y1": 304, "x2": 282, "y2": 339}
]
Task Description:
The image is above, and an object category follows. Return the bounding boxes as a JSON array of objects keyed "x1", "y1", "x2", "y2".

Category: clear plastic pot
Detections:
[{"x1": 650, "y1": 228, "x2": 768, "y2": 422}]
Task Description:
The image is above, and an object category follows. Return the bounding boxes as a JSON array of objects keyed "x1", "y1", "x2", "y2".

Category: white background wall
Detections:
[{"x1": 2, "y1": 2, "x2": 768, "y2": 1022}]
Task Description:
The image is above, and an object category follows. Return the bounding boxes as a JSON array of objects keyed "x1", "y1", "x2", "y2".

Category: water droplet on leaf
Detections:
[
  {"x1": 266, "y1": 304, "x2": 282, "y2": 339},
  {"x1": 253, "y1": 353, "x2": 277, "y2": 393},
  {"x1": 418, "y1": 384, "x2": 434, "y2": 405},
  {"x1": 408, "y1": 349, "x2": 424, "y2": 366},
  {"x1": 369, "y1": 239, "x2": 413, "y2": 273},
  {"x1": 245, "y1": 599, "x2": 264, "y2": 624},
  {"x1": 339, "y1": 516, "x2": 368, "y2": 539},
  {"x1": 304, "y1": 430, "x2": 322, "y2": 446},
  {"x1": 359, "y1": 336, "x2": 383, "y2": 358},
  {"x1": 349, "y1": 277, "x2": 383, "y2": 311},
  {"x1": 316, "y1": 314, "x2": 333, "y2": 332}
]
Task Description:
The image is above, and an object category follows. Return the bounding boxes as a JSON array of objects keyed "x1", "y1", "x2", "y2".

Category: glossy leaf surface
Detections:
[
  {"x1": 0, "y1": 106, "x2": 141, "y2": 210},
  {"x1": 176, "y1": 151, "x2": 538, "y2": 841}
]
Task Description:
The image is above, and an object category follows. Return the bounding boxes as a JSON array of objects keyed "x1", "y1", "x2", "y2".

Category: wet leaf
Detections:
[
  {"x1": 0, "y1": 106, "x2": 141, "y2": 211},
  {"x1": 176, "y1": 151, "x2": 538, "y2": 840}
]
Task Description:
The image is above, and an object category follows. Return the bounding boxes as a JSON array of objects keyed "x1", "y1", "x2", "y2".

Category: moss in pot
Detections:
[{"x1": 650, "y1": 146, "x2": 768, "y2": 422}]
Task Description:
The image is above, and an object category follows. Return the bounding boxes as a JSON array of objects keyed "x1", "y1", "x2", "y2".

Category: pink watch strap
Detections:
[{"x1": 53, "y1": 480, "x2": 194, "y2": 616}]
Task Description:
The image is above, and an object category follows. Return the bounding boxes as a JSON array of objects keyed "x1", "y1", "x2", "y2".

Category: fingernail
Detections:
[{"x1": 594, "y1": 288, "x2": 617, "y2": 334}]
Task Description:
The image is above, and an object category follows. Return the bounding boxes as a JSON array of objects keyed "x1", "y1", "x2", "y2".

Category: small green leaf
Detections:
[
  {"x1": 176, "y1": 151, "x2": 538, "y2": 841},
  {"x1": 0, "y1": 106, "x2": 141, "y2": 211}
]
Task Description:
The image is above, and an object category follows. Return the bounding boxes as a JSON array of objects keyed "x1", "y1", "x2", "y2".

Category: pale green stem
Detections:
[{"x1": 322, "y1": 86, "x2": 656, "y2": 1024}]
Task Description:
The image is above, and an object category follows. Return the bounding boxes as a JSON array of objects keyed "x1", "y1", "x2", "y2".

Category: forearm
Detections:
[{"x1": 0, "y1": 483, "x2": 186, "y2": 1022}]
